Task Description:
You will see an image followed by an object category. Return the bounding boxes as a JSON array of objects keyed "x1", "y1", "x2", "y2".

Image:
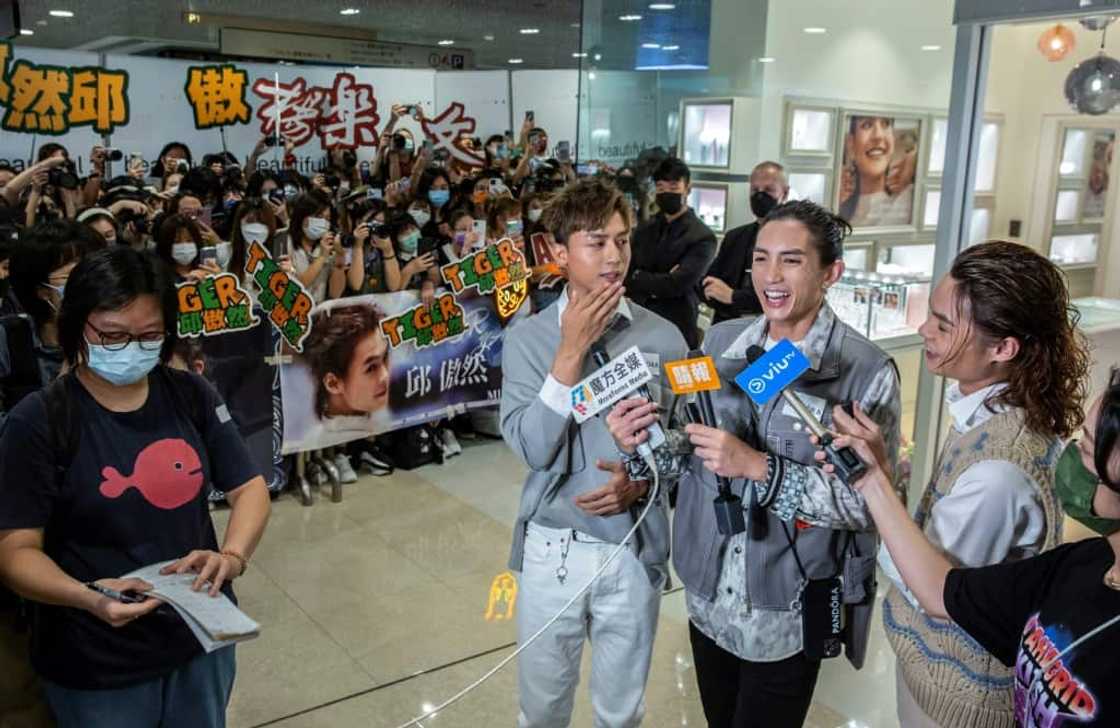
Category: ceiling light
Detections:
[
  {"x1": 572, "y1": 52, "x2": 588, "y2": 58},
  {"x1": 508, "y1": 58, "x2": 524, "y2": 64},
  {"x1": 1038, "y1": 24, "x2": 1076, "y2": 61},
  {"x1": 48, "y1": 9, "x2": 74, "y2": 17},
  {"x1": 520, "y1": 28, "x2": 540, "y2": 34},
  {"x1": 339, "y1": 8, "x2": 360, "y2": 15},
  {"x1": 662, "y1": 44, "x2": 680, "y2": 51},
  {"x1": 758, "y1": 56, "x2": 776, "y2": 63},
  {"x1": 921, "y1": 44, "x2": 942, "y2": 51},
  {"x1": 484, "y1": 34, "x2": 495, "y2": 41},
  {"x1": 594, "y1": 53, "x2": 602, "y2": 61},
  {"x1": 571, "y1": 22, "x2": 581, "y2": 28},
  {"x1": 620, "y1": 14, "x2": 643, "y2": 21},
  {"x1": 438, "y1": 39, "x2": 455, "y2": 46},
  {"x1": 649, "y1": 2, "x2": 676, "y2": 8},
  {"x1": 589, "y1": 72, "x2": 597, "y2": 80},
  {"x1": 803, "y1": 27, "x2": 827, "y2": 34},
  {"x1": 641, "y1": 42, "x2": 661, "y2": 49},
  {"x1": 20, "y1": 28, "x2": 33, "y2": 35}
]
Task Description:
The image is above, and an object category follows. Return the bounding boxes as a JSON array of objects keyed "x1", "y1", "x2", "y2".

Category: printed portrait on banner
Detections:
[{"x1": 279, "y1": 287, "x2": 528, "y2": 454}]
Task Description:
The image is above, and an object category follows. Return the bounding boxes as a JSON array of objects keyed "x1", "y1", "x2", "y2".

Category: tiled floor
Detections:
[{"x1": 214, "y1": 438, "x2": 902, "y2": 728}]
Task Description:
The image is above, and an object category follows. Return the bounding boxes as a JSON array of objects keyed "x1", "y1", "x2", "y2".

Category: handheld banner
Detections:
[
  {"x1": 665, "y1": 355, "x2": 721, "y2": 395},
  {"x1": 176, "y1": 273, "x2": 258, "y2": 338},
  {"x1": 733, "y1": 339, "x2": 811, "y2": 406},
  {"x1": 569, "y1": 345, "x2": 652, "y2": 423},
  {"x1": 244, "y1": 241, "x2": 314, "y2": 352},
  {"x1": 440, "y1": 238, "x2": 529, "y2": 296},
  {"x1": 280, "y1": 290, "x2": 526, "y2": 454}
]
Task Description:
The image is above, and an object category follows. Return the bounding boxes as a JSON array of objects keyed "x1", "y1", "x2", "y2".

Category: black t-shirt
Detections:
[
  {"x1": 945, "y1": 538, "x2": 1120, "y2": 727},
  {"x1": 0, "y1": 368, "x2": 260, "y2": 689}
]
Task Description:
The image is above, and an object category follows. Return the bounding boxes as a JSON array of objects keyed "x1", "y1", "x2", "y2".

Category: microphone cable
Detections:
[{"x1": 391, "y1": 448, "x2": 661, "y2": 728}]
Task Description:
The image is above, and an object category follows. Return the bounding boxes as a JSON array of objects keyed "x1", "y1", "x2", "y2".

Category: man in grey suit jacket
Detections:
[{"x1": 500, "y1": 179, "x2": 688, "y2": 728}]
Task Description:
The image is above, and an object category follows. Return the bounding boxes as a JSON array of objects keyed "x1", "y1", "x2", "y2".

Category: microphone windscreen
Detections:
[{"x1": 746, "y1": 344, "x2": 766, "y2": 364}]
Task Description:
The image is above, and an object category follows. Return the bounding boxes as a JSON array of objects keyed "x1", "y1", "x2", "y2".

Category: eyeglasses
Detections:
[{"x1": 86, "y1": 320, "x2": 165, "y2": 351}]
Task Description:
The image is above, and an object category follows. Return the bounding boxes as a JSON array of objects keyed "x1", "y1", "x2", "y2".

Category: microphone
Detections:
[
  {"x1": 684, "y1": 349, "x2": 746, "y2": 536},
  {"x1": 744, "y1": 345, "x2": 867, "y2": 485},
  {"x1": 591, "y1": 341, "x2": 666, "y2": 459}
]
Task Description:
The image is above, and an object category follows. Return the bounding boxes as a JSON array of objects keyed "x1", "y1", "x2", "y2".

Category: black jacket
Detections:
[
  {"x1": 625, "y1": 208, "x2": 716, "y2": 349},
  {"x1": 702, "y1": 221, "x2": 763, "y2": 324}
]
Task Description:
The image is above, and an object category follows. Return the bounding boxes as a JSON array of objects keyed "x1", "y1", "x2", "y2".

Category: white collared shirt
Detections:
[
  {"x1": 880, "y1": 380, "x2": 1051, "y2": 608},
  {"x1": 538, "y1": 286, "x2": 634, "y2": 417}
]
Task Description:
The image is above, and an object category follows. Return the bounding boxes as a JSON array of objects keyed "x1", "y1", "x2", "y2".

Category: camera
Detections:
[
  {"x1": 341, "y1": 149, "x2": 358, "y2": 169},
  {"x1": 371, "y1": 223, "x2": 391, "y2": 239},
  {"x1": 268, "y1": 189, "x2": 286, "y2": 205},
  {"x1": 48, "y1": 162, "x2": 80, "y2": 190},
  {"x1": 116, "y1": 208, "x2": 149, "y2": 235},
  {"x1": 339, "y1": 233, "x2": 356, "y2": 248},
  {"x1": 104, "y1": 148, "x2": 124, "y2": 162},
  {"x1": 174, "y1": 159, "x2": 190, "y2": 174},
  {"x1": 324, "y1": 174, "x2": 341, "y2": 189}
]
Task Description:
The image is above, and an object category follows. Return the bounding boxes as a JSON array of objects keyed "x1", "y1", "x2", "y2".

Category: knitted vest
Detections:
[{"x1": 883, "y1": 407, "x2": 1063, "y2": 728}]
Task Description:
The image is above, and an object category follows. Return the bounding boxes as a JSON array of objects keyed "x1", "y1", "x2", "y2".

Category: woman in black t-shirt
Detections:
[
  {"x1": 0, "y1": 246, "x2": 271, "y2": 728},
  {"x1": 820, "y1": 370, "x2": 1120, "y2": 728}
]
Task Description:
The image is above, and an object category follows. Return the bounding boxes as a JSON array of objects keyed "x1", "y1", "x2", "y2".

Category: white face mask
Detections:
[
  {"x1": 305, "y1": 216, "x2": 330, "y2": 241},
  {"x1": 171, "y1": 242, "x2": 197, "y2": 266},
  {"x1": 409, "y1": 209, "x2": 431, "y2": 228},
  {"x1": 240, "y1": 222, "x2": 269, "y2": 245},
  {"x1": 216, "y1": 241, "x2": 233, "y2": 269},
  {"x1": 165, "y1": 184, "x2": 179, "y2": 195},
  {"x1": 528, "y1": 208, "x2": 543, "y2": 223}
]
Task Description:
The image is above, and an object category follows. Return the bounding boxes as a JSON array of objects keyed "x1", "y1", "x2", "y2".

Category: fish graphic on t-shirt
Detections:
[{"x1": 99, "y1": 439, "x2": 204, "y2": 510}]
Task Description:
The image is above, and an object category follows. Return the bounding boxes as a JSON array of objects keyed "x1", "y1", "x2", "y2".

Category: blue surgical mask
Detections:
[
  {"x1": 86, "y1": 340, "x2": 163, "y2": 386},
  {"x1": 41, "y1": 282, "x2": 65, "y2": 311},
  {"x1": 400, "y1": 230, "x2": 420, "y2": 254},
  {"x1": 428, "y1": 189, "x2": 450, "y2": 207}
]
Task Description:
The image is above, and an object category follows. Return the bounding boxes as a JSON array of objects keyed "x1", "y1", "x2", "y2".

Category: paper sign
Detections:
[
  {"x1": 440, "y1": 238, "x2": 529, "y2": 297},
  {"x1": 244, "y1": 241, "x2": 314, "y2": 351},
  {"x1": 379, "y1": 293, "x2": 468, "y2": 350},
  {"x1": 495, "y1": 278, "x2": 529, "y2": 320},
  {"x1": 570, "y1": 345, "x2": 651, "y2": 423},
  {"x1": 734, "y1": 339, "x2": 811, "y2": 406},
  {"x1": 665, "y1": 355, "x2": 721, "y2": 395},
  {"x1": 176, "y1": 273, "x2": 258, "y2": 338}
]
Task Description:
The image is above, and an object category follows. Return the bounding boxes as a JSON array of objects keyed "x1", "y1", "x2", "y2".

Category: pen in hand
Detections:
[{"x1": 86, "y1": 581, "x2": 148, "y2": 604}]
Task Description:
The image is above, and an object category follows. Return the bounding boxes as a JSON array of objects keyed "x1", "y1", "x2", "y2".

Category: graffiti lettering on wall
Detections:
[
  {"x1": 244, "y1": 241, "x2": 315, "y2": 351},
  {"x1": 0, "y1": 42, "x2": 129, "y2": 135},
  {"x1": 177, "y1": 273, "x2": 259, "y2": 338},
  {"x1": 380, "y1": 293, "x2": 467, "y2": 350},
  {"x1": 185, "y1": 64, "x2": 251, "y2": 130},
  {"x1": 248, "y1": 72, "x2": 380, "y2": 150}
]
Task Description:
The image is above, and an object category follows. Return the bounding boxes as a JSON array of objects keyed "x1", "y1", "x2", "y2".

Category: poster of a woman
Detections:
[{"x1": 838, "y1": 114, "x2": 921, "y2": 228}]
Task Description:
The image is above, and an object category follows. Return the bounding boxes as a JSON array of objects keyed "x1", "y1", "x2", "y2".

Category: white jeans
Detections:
[{"x1": 516, "y1": 523, "x2": 663, "y2": 728}]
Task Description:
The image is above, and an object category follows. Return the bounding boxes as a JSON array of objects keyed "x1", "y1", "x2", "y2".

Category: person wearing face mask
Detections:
[
  {"x1": 389, "y1": 211, "x2": 440, "y2": 305},
  {"x1": 484, "y1": 134, "x2": 512, "y2": 176},
  {"x1": 287, "y1": 190, "x2": 346, "y2": 304},
  {"x1": 817, "y1": 241, "x2": 1091, "y2": 728},
  {"x1": 624, "y1": 157, "x2": 716, "y2": 349},
  {"x1": 701, "y1": 162, "x2": 789, "y2": 325},
  {"x1": 519, "y1": 192, "x2": 565, "y2": 312},
  {"x1": 486, "y1": 198, "x2": 523, "y2": 247},
  {"x1": 154, "y1": 214, "x2": 220, "y2": 283},
  {"x1": 416, "y1": 167, "x2": 453, "y2": 236},
  {"x1": 7, "y1": 220, "x2": 107, "y2": 394},
  {"x1": 0, "y1": 245, "x2": 271, "y2": 728},
  {"x1": 227, "y1": 198, "x2": 281, "y2": 295},
  {"x1": 820, "y1": 369, "x2": 1120, "y2": 728}
]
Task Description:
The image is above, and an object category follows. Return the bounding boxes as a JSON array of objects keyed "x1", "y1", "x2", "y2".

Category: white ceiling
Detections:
[{"x1": 12, "y1": 0, "x2": 586, "y2": 68}]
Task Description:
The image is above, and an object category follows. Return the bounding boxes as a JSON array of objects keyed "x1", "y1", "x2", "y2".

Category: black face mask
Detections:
[
  {"x1": 750, "y1": 190, "x2": 779, "y2": 220},
  {"x1": 656, "y1": 191, "x2": 684, "y2": 216}
]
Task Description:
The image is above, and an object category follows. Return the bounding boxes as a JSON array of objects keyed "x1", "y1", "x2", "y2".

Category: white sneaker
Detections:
[
  {"x1": 440, "y1": 429, "x2": 462, "y2": 457},
  {"x1": 334, "y1": 453, "x2": 358, "y2": 483}
]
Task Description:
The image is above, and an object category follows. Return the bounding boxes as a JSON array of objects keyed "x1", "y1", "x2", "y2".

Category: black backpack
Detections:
[{"x1": 380, "y1": 423, "x2": 444, "y2": 471}]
